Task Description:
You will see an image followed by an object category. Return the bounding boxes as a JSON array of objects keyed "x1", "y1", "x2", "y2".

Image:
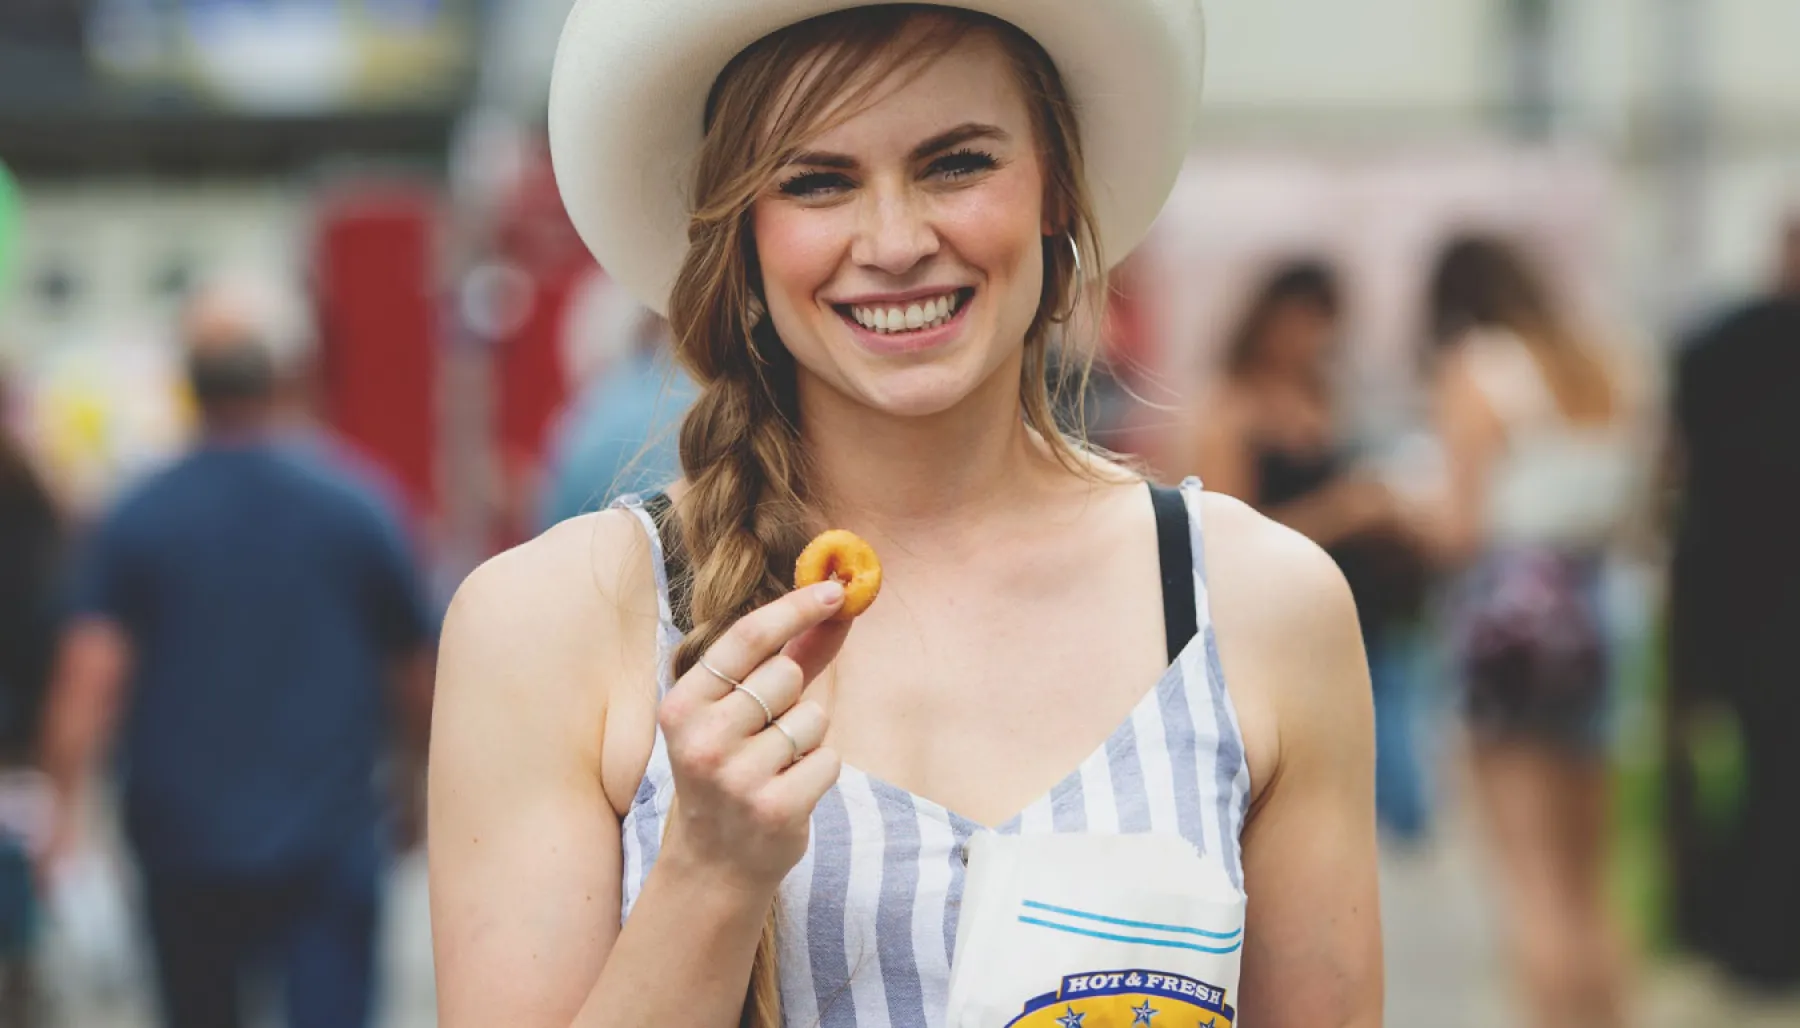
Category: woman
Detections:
[
  {"x1": 428, "y1": 4, "x2": 1382, "y2": 1026},
  {"x1": 0, "y1": 395, "x2": 59, "y2": 1023},
  {"x1": 1421, "y1": 235, "x2": 1639, "y2": 1028},
  {"x1": 1192, "y1": 260, "x2": 1431, "y2": 842}
]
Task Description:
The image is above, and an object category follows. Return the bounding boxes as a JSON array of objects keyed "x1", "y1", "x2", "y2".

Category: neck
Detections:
[
  {"x1": 200, "y1": 405, "x2": 277, "y2": 444},
  {"x1": 798, "y1": 350, "x2": 1058, "y2": 536}
]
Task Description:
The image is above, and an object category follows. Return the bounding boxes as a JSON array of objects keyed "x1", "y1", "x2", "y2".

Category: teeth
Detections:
[{"x1": 849, "y1": 291, "x2": 964, "y2": 334}]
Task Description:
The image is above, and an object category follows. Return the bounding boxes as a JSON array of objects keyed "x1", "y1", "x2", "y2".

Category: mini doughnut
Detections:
[{"x1": 794, "y1": 530, "x2": 882, "y2": 621}]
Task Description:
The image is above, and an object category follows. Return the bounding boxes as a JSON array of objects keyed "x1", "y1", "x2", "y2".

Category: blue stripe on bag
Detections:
[
  {"x1": 1016, "y1": 916, "x2": 1245, "y2": 955},
  {"x1": 1019, "y1": 900, "x2": 1243, "y2": 940}
]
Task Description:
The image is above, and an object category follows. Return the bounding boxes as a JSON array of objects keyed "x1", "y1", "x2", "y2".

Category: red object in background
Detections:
[
  {"x1": 313, "y1": 185, "x2": 441, "y2": 526},
  {"x1": 492, "y1": 262, "x2": 586, "y2": 502},
  {"x1": 488, "y1": 139, "x2": 598, "y2": 545}
]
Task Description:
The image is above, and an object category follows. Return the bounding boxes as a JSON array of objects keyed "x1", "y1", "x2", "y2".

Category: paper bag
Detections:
[{"x1": 948, "y1": 833, "x2": 1245, "y2": 1028}]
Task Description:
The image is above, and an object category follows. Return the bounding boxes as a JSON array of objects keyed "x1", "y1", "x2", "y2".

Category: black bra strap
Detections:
[
  {"x1": 1149, "y1": 482, "x2": 1198, "y2": 664},
  {"x1": 641, "y1": 491, "x2": 694, "y2": 633}
]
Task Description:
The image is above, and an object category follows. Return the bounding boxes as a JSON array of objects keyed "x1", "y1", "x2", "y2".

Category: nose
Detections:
[{"x1": 849, "y1": 183, "x2": 938, "y2": 276}]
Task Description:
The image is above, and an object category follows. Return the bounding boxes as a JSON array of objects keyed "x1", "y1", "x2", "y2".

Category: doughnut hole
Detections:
[{"x1": 794, "y1": 530, "x2": 883, "y2": 621}]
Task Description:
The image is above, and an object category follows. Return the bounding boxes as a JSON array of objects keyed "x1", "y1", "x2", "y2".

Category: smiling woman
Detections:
[{"x1": 427, "y1": 4, "x2": 1383, "y2": 1028}]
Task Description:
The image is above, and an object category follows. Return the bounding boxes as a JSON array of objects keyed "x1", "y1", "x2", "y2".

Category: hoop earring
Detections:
[{"x1": 1067, "y1": 232, "x2": 1083, "y2": 281}]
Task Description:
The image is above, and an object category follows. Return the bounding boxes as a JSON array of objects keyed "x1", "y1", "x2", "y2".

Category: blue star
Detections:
[
  {"x1": 1054, "y1": 1007, "x2": 1086, "y2": 1028},
  {"x1": 1196, "y1": 1017, "x2": 1218, "y2": 1028},
  {"x1": 1131, "y1": 999, "x2": 1158, "y2": 1024}
]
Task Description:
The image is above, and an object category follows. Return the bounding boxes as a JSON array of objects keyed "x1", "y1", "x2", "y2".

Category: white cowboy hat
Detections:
[{"x1": 548, "y1": 0, "x2": 1206, "y2": 316}]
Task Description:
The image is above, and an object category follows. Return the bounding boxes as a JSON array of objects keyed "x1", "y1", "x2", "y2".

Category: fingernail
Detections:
[{"x1": 816, "y1": 581, "x2": 845, "y2": 606}]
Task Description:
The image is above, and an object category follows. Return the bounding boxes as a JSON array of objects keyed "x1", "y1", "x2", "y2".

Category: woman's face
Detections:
[
  {"x1": 751, "y1": 31, "x2": 1049, "y2": 419},
  {"x1": 1261, "y1": 298, "x2": 1338, "y2": 375}
]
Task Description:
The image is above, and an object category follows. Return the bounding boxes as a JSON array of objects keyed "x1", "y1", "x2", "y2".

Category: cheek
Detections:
[
  {"x1": 752, "y1": 201, "x2": 844, "y2": 311},
  {"x1": 938, "y1": 170, "x2": 1046, "y2": 300}
]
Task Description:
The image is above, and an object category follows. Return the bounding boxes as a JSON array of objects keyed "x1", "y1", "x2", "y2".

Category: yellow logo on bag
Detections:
[{"x1": 1004, "y1": 969, "x2": 1235, "y2": 1027}]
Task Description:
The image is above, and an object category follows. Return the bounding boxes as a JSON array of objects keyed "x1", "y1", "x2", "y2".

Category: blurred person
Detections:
[
  {"x1": 37, "y1": 273, "x2": 438, "y2": 1028},
  {"x1": 430, "y1": 4, "x2": 1383, "y2": 1027},
  {"x1": 1191, "y1": 260, "x2": 1433, "y2": 842},
  {"x1": 0, "y1": 379, "x2": 61, "y2": 1025},
  {"x1": 538, "y1": 304, "x2": 698, "y2": 528},
  {"x1": 1666, "y1": 211, "x2": 1800, "y2": 992},
  {"x1": 1419, "y1": 235, "x2": 1641, "y2": 1028}
]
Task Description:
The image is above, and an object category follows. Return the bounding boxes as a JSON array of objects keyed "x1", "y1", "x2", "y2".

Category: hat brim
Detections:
[{"x1": 549, "y1": 0, "x2": 1205, "y2": 316}]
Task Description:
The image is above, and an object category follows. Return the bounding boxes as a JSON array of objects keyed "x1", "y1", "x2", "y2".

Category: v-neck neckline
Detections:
[{"x1": 836, "y1": 633, "x2": 1197, "y2": 834}]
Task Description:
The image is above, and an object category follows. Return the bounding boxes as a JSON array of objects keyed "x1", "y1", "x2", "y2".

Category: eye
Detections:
[
  {"x1": 928, "y1": 149, "x2": 998, "y2": 182},
  {"x1": 778, "y1": 171, "x2": 854, "y2": 199}
]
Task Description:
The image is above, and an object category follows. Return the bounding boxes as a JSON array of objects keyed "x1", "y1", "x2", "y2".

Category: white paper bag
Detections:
[{"x1": 948, "y1": 833, "x2": 1245, "y2": 1028}]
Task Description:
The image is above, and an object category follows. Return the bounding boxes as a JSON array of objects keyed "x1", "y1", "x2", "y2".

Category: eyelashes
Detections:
[
  {"x1": 775, "y1": 148, "x2": 1002, "y2": 199},
  {"x1": 930, "y1": 148, "x2": 998, "y2": 180},
  {"x1": 779, "y1": 170, "x2": 853, "y2": 198}
]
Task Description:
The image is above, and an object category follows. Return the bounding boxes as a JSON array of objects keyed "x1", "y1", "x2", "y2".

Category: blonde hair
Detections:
[{"x1": 664, "y1": 7, "x2": 1106, "y2": 1024}]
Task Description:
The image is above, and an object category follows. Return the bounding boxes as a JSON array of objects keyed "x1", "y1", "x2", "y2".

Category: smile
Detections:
[{"x1": 835, "y1": 288, "x2": 974, "y2": 335}]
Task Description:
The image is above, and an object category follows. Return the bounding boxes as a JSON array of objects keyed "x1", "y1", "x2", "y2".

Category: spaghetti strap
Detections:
[
  {"x1": 611, "y1": 492, "x2": 682, "y2": 698},
  {"x1": 1149, "y1": 481, "x2": 1198, "y2": 663}
]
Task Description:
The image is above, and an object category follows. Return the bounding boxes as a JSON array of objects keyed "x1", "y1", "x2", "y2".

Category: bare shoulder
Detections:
[
  {"x1": 436, "y1": 509, "x2": 660, "y2": 791},
  {"x1": 446, "y1": 509, "x2": 655, "y2": 647},
  {"x1": 1198, "y1": 490, "x2": 1359, "y2": 648},
  {"x1": 1195, "y1": 491, "x2": 1366, "y2": 801}
]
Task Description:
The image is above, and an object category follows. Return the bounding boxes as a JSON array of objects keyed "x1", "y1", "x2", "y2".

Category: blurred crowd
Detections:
[{"x1": 2, "y1": 3, "x2": 1800, "y2": 1028}]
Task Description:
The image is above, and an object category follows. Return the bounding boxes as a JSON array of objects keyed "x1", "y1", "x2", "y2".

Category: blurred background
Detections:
[{"x1": 1, "y1": 1, "x2": 1797, "y2": 1025}]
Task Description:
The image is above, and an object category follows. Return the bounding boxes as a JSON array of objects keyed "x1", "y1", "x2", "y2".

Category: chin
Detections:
[{"x1": 844, "y1": 363, "x2": 985, "y2": 419}]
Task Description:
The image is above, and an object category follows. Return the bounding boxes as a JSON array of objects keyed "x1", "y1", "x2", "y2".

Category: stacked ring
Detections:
[
  {"x1": 698, "y1": 657, "x2": 743, "y2": 689},
  {"x1": 733, "y1": 685, "x2": 775, "y2": 729}
]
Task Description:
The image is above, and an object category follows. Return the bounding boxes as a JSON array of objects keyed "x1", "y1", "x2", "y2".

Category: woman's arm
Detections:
[
  {"x1": 1411, "y1": 353, "x2": 1505, "y2": 566},
  {"x1": 429, "y1": 511, "x2": 849, "y2": 1028},
  {"x1": 1190, "y1": 383, "x2": 1259, "y2": 501},
  {"x1": 1192, "y1": 382, "x2": 1401, "y2": 551},
  {"x1": 1205, "y1": 494, "x2": 1383, "y2": 1027}
]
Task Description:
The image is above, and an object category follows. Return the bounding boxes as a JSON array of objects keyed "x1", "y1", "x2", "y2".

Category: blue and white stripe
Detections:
[{"x1": 616, "y1": 477, "x2": 1249, "y2": 1026}]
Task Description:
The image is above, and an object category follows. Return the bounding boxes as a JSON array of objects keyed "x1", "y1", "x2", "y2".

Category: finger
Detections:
[
  {"x1": 781, "y1": 618, "x2": 853, "y2": 684},
  {"x1": 717, "y1": 655, "x2": 805, "y2": 735},
  {"x1": 737, "y1": 701, "x2": 828, "y2": 778},
  {"x1": 762, "y1": 744, "x2": 842, "y2": 812},
  {"x1": 700, "y1": 581, "x2": 846, "y2": 690}
]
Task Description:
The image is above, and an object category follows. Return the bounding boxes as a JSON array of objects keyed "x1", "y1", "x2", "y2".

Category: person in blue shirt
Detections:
[
  {"x1": 38, "y1": 275, "x2": 437, "y2": 1028},
  {"x1": 539, "y1": 310, "x2": 698, "y2": 528}
]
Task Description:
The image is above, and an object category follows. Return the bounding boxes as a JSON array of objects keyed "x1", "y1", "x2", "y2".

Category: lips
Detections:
[{"x1": 831, "y1": 287, "x2": 975, "y2": 354}]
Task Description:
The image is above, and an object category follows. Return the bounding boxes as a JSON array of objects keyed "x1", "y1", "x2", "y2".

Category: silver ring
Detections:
[
  {"x1": 770, "y1": 720, "x2": 804, "y2": 765},
  {"x1": 698, "y1": 657, "x2": 743, "y2": 689},
  {"x1": 733, "y1": 685, "x2": 775, "y2": 728}
]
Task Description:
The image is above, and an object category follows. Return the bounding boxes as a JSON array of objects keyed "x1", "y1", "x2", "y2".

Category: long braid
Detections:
[{"x1": 666, "y1": 256, "x2": 810, "y2": 1028}]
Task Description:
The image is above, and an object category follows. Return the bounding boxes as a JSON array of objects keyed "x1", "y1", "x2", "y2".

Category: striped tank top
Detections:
[{"x1": 614, "y1": 477, "x2": 1250, "y2": 1027}]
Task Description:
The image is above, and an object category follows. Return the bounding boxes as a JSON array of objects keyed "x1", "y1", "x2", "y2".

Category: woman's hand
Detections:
[{"x1": 657, "y1": 580, "x2": 852, "y2": 893}]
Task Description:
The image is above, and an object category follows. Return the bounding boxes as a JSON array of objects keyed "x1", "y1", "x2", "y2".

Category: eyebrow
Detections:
[{"x1": 786, "y1": 122, "x2": 1012, "y2": 170}]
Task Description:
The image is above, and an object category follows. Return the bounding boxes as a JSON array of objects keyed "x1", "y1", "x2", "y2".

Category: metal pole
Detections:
[
  {"x1": 1504, "y1": 0, "x2": 1558, "y2": 141},
  {"x1": 1653, "y1": 0, "x2": 1710, "y2": 331}
]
